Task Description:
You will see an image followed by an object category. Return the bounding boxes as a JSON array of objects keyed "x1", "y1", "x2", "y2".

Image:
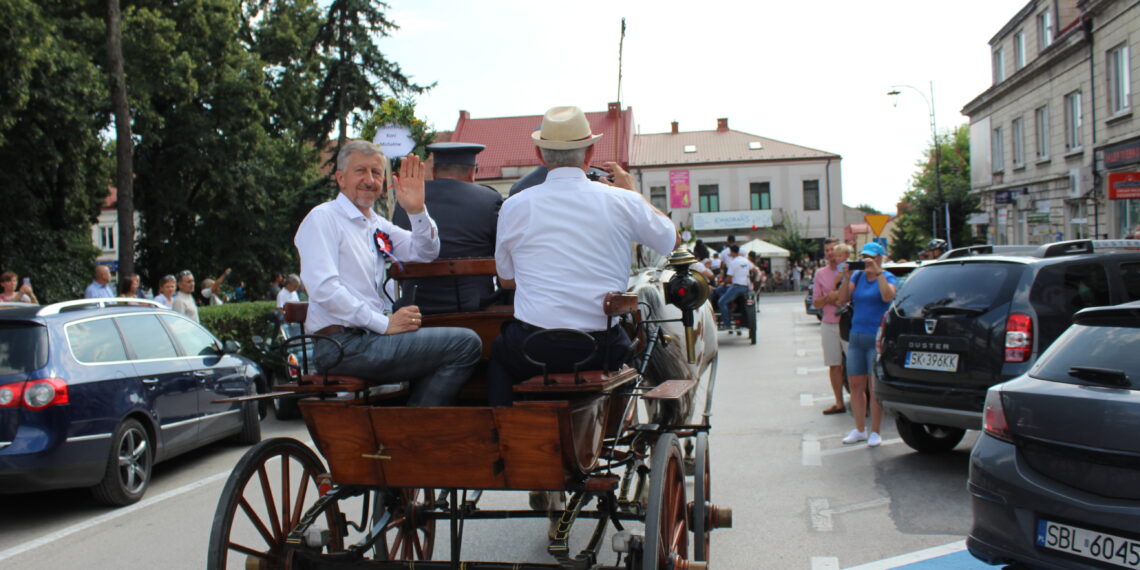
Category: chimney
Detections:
[
  {"x1": 671, "y1": 121, "x2": 679, "y2": 134},
  {"x1": 459, "y1": 110, "x2": 470, "y2": 121},
  {"x1": 608, "y1": 102, "x2": 620, "y2": 118},
  {"x1": 717, "y1": 118, "x2": 729, "y2": 132}
]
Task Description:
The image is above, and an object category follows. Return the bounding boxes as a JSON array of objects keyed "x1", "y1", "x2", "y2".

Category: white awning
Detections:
[
  {"x1": 966, "y1": 213, "x2": 990, "y2": 224},
  {"x1": 738, "y1": 238, "x2": 791, "y2": 258}
]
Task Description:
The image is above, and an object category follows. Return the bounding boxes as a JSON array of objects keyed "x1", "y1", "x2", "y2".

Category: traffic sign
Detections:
[{"x1": 865, "y1": 214, "x2": 891, "y2": 237}]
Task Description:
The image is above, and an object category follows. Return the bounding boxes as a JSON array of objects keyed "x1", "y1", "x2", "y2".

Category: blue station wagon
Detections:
[{"x1": 0, "y1": 299, "x2": 262, "y2": 505}]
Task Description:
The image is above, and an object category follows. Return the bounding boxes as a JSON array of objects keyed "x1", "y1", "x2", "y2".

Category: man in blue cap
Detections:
[{"x1": 393, "y1": 142, "x2": 503, "y2": 313}]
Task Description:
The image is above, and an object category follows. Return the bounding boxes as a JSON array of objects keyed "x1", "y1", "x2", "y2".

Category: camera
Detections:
[
  {"x1": 585, "y1": 166, "x2": 612, "y2": 182},
  {"x1": 847, "y1": 260, "x2": 866, "y2": 271},
  {"x1": 21, "y1": 277, "x2": 30, "y2": 288}
]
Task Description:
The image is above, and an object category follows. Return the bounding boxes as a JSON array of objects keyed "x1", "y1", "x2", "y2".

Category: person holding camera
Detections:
[
  {"x1": 836, "y1": 241, "x2": 898, "y2": 447},
  {"x1": 0, "y1": 271, "x2": 37, "y2": 304}
]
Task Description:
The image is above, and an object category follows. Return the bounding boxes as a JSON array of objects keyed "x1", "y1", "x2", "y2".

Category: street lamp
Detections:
[{"x1": 888, "y1": 82, "x2": 951, "y2": 249}]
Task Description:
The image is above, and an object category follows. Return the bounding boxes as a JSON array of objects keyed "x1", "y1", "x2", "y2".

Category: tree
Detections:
[
  {"x1": 0, "y1": 0, "x2": 110, "y2": 302},
  {"x1": 309, "y1": 0, "x2": 431, "y2": 161},
  {"x1": 890, "y1": 123, "x2": 980, "y2": 259},
  {"x1": 769, "y1": 212, "x2": 814, "y2": 262},
  {"x1": 854, "y1": 204, "x2": 882, "y2": 215},
  {"x1": 106, "y1": 0, "x2": 136, "y2": 279}
]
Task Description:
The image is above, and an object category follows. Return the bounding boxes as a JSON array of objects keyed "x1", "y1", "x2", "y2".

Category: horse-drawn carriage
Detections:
[{"x1": 207, "y1": 249, "x2": 730, "y2": 569}]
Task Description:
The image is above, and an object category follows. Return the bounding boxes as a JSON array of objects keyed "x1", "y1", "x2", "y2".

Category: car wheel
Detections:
[
  {"x1": 746, "y1": 307, "x2": 757, "y2": 345},
  {"x1": 255, "y1": 377, "x2": 269, "y2": 420},
  {"x1": 267, "y1": 371, "x2": 301, "y2": 420},
  {"x1": 233, "y1": 400, "x2": 262, "y2": 445},
  {"x1": 91, "y1": 418, "x2": 153, "y2": 506},
  {"x1": 895, "y1": 416, "x2": 965, "y2": 453}
]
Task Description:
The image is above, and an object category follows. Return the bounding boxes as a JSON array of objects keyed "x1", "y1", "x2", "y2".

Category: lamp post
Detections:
[{"x1": 888, "y1": 81, "x2": 951, "y2": 249}]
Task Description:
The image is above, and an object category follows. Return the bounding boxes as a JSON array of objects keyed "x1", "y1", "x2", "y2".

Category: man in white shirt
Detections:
[
  {"x1": 276, "y1": 274, "x2": 301, "y2": 311},
  {"x1": 487, "y1": 106, "x2": 679, "y2": 406},
  {"x1": 294, "y1": 140, "x2": 481, "y2": 407},
  {"x1": 717, "y1": 245, "x2": 754, "y2": 328},
  {"x1": 84, "y1": 265, "x2": 114, "y2": 299}
]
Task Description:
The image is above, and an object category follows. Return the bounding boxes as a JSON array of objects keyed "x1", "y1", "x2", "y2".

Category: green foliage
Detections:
[
  {"x1": 358, "y1": 98, "x2": 436, "y2": 158},
  {"x1": 0, "y1": 0, "x2": 110, "y2": 303},
  {"x1": 854, "y1": 204, "x2": 882, "y2": 215},
  {"x1": 199, "y1": 301, "x2": 278, "y2": 350},
  {"x1": 891, "y1": 123, "x2": 981, "y2": 258},
  {"x1": 769, "y1": 212, "x2": 814, "y2": 261}
]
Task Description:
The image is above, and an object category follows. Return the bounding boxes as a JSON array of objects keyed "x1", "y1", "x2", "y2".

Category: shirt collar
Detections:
[
  {"x1": 545, "y1": 167, "x2": 588, "y2": 181},
  {"x1": 334, "y1": 192, "x2": 375, "y2": 222}
]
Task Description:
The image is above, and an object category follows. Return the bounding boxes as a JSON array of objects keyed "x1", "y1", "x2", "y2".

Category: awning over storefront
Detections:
[{"x1": 966, "y1": 213, "x2": 990, "y2": 224}]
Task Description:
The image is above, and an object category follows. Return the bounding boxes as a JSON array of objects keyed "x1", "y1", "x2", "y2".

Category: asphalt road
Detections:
[{"x1": 0, "y1": 293, "x2": 984, "y2": 569}]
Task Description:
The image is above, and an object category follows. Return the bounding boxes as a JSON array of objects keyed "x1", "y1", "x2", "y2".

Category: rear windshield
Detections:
[
  {"x1": 1031, "y1": 322, "x2": 1140, "y2": 388},
  {"x1": 0, "y1": 323, "x2": 49, "y2": 375},
  {"x1": 892, "y1": 262, "x2": 1024, "y2": 317}
]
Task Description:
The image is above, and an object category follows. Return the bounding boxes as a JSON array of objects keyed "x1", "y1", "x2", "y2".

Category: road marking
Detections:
[
  {"x1": 844, "y1": 540, "x2": 967, "y2": 569},
  {"x1": 811, "y1": 556, "x2": 840, "y2": 569},
  {"x1": 820, "y1": 437, "x2": 902, "y2": 455},
  {"x1": 802, "y1": 438, "x2": 822, "y2": 466},
  {"x1": 809, "y1": 497, "x2": 890, "y2": 532},
  {"x1": 796, "y1": 366, "x2": 829, "y2": 375},
  {"x1": 800, "y1": 393, "x2": 835, "y2": 406},
  {"x1": 0, "y1": 471, "x2": 230, "y2": 564}
]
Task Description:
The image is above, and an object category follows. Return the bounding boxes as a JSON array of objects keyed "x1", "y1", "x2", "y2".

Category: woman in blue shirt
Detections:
[{"x1": 838, "y1": 242, "x2": 897, "y2": 447}]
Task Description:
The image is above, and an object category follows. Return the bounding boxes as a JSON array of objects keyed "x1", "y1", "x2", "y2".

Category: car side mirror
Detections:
[{"x1": 222, "y1": 339, "x2": 241, "y2": 354}]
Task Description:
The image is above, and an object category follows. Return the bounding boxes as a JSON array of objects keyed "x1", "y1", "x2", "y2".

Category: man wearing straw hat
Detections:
[{"x1": 486, "y1": 106, "x2": 680, "y2": 407}]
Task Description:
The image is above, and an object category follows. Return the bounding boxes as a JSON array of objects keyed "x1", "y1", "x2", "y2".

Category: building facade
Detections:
[{"x1": 964, "y1": 0, "x2": 1140, "y2": 244}]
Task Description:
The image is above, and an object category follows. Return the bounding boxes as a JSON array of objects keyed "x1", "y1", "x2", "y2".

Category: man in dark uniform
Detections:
[{"x1": 392, "y1": 142, "x2": 503, "y2": 314}]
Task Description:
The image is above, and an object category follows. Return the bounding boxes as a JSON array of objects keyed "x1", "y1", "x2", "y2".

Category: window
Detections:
[
  {"x1": 750, "y1": 182, "x2": 771, "y2": 210},
  {"x1": 1035, "y1": 105, "x2": 1050, "y2": 160},
  {"x1": 1065, "y1": 91, "x2": 1082, "y2": 150},
  {"x1": 698, "y1": 184, "x2": 719, "y2": 212},
  {"x1": 1108, "y1": 44, "x2": 1131, "y2": 115},
  {"x1": 1038, "y1": 10, "x2": 1053, "y2": 50},
  {"x1": 1012, "y1": 118, "x2": 1025, "y2": 167},
  {"x1": 117, "y1": 315, "x2": 179, "y2": 360},
  {"x1": 993, "y1": 48, "x2": 1005, "y2": 83},
  {"x1": 992, "y1": 126, "x2": 1005, "y2": 172},
  {"x1": 67, "y1": 319, "x2": 128, "y2": 364},
  {"x1": 163, "y1": 315, "x2": 220, "y2": 356},
  {"x1": 1014, "y1": 31, "x2": 1026, "y2": 70},
  {"x1": 649, "y1": 185, "x2": 667, "y2": 211},
  {"x1": 1121, "y1": 262, "x2": 1140, "y2": 302},
  {"x1": 99, "y1": 226, "x2": 115, "y2": 251},
  {"x1": 802, "y1": 180, "x2": 820, "y2": 211},
  {"x1": 1029, "y1": 263, "x2": 1111, "y2": 347}
]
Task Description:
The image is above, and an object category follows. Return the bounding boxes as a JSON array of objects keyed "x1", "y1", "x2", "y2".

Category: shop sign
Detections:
[
  {"x1": 1026, "y1": 214, "x2": 1051, "y2": 224},
  {"x1": 1108, "y1": 171, "x2": 1140, "y2": 200},
  {"x1": 994, "y1": 190, "x2": 1013, "y2": 204},
  {"x1": 692, "y1": 210, "x2": 774, "y2": 231},
  {"x1": 1103, "y1": 138, "x2": 1140, "y2": 169}
]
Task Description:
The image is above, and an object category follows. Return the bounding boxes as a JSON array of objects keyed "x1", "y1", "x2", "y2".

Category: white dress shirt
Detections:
[
  {"x1": 726, "y1": 255, "x2": 753, "y2": 286},
  {"x1": 496, "y1": 167, "x2": 677, "y2": 331},
  {"x1": 276, "y1": 287, "x2": 300, "y2": 309},
  {"x1": 295, "y1": 193, "x2": 438, "y2": 334}
]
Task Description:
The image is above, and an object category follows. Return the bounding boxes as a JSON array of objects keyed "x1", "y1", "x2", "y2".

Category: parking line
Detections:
[
  {"x1": 844, "y1": 540, "x2": 969, "y2": 569},
  {"x1": 0, "y1": 471, "x2": 229, "y2": 564},
  {"x1": 811, "y1": 556, "x2": 840, "y2": 570}
]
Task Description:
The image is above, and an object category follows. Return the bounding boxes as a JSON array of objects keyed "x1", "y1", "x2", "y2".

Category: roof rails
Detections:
[
  {"x1": 1035, "y1": 239, "x2": 1140, "y2": 258},
  {"x1": 941, "y1": 245, "x2": 995, "y2": 259},
  {"x1": 37, "y1": 297, "x2": 163, "y2": 316}
]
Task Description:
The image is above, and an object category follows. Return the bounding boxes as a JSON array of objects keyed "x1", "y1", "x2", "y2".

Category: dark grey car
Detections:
[{"x1": 967, "y1": 301, "x2": 1140, "y2": 569}]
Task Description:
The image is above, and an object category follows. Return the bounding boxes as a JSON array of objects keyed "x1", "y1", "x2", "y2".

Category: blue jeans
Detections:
[
  {"x1": 717, "y1": 284, "x2": 748, "y2": 326},
  {"x1": 314, "y1": 326, "x2": 482, "y2": 406}
]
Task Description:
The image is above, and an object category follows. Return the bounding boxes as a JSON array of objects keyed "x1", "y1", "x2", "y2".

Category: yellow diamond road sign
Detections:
[{"x1": 865, "y1": 214, "x2": 891, "y2": 237}]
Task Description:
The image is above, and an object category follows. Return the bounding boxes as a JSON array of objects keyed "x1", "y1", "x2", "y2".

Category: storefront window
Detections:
[{"x1": 1119, "y1": 199, "x2": 1140, "y2": 237}]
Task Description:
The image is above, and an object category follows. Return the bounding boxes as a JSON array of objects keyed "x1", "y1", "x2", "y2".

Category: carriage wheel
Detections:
[
  {"x1": 372, "y1": 487, "x2": 437, "y2": 561},
  {"x1": 207, "y1": 438, "x2": 344, "y2": 569},
  {"x1": 692, "y1": 432, "x2": 711, "y2": 562},
  {"x1": 642, "y1": 433, "x2": 689, "y2": 570}
]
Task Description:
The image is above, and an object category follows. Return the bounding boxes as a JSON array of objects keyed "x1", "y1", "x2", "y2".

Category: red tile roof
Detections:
[{"x1": 449, "y1": 103, "x2": 634, "y2": 180}]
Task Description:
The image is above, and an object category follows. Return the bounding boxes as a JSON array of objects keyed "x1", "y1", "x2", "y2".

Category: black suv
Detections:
[{"x1": 875, "y1": 239, "x2": 1140, "y2": 452}]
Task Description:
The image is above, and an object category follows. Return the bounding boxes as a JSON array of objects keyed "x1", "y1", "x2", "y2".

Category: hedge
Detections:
[{"x1": 199, "y1": 301, "x2": 279, "y2": 353}]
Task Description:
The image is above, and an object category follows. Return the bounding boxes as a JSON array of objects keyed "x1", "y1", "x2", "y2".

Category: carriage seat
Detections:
[
  {"x1": 512, "y1": 292, "x2": 641, "y2": 396},
  {"x1": 282, "y1": 302, "x2": 407, "y2": 396}
]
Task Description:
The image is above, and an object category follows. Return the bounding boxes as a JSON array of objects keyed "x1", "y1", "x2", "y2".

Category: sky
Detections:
[{"x1": 378, "y1": 0, "x2": 1031, "y2": 214}]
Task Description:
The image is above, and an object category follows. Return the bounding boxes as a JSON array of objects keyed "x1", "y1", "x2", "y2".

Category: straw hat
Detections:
[{"x1": 531, "y1": 106, "x2": 603, "y2": 150}]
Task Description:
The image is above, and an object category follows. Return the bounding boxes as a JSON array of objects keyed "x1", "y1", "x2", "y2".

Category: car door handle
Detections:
[
  {"x1": 142, "y1": 378, "x2": 159, "y2": 386},
  {"x1": 193, "y1": 371, "x2": 211, "y2": 378}
]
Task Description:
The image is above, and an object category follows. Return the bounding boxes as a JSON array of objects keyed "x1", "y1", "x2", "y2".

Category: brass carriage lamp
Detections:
[{"x1": 664, "y1": 248, "x2": 710, "y2": 363}]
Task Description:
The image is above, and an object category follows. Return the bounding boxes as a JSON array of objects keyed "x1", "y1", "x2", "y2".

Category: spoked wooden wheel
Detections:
[
  {"x1": 692, "y1": 432, "x2": 711, "y2": 562},
  {"x1": 643, "y1": 433, "x2": 690, "y2": 570},
  {"x1": 372, "y1": 487, "x2": 437, "y2": 560},
  {"x1": 207, "y1": 438, "x2": 344, "y2": 569}
]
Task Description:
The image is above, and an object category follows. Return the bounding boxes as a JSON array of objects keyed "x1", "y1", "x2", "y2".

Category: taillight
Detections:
[
  {"x1": 1004, "y1": 313, "x2": 1033, "y2": 363},
  {"x1": 0, "y1": 379, "x2": 69, "y2": 410},
  {"x1": 982, "y1": 389, "x2": 1011, "y2": 442},
  {"x1": 287, "y1": 353, "x2": 300, "y2": 380}
]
